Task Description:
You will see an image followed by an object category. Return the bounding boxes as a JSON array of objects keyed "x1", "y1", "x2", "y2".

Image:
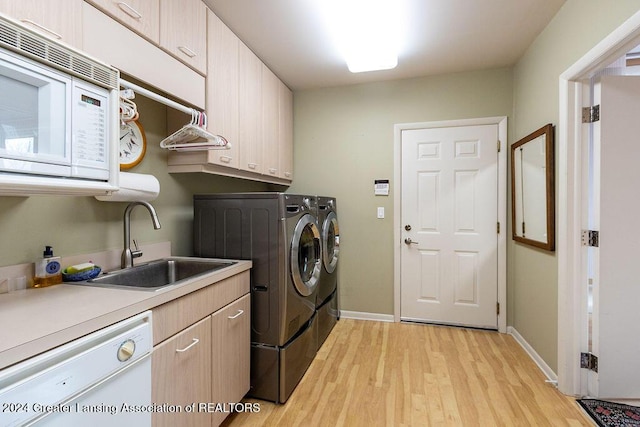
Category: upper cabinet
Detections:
[
  {"x1": 167, "y1": 10, "x2": 293, "y2": 185},
  {"x1": 0, "y1": 0, "x2": 83, "y2": 48},
  {"x1": 279, "y1": 81, "x2": 294, "y2": 181},
  {"x1": 86, "y1": 0, "x2": 160, "y2": 43},
  {"x1": 159, "y1": 0, "x2": 206, "y2": 74},
  {"x1": 238, "y1": 41, "x2": 263, "y2": 175},
  {"x1": 204, "y1": 10, "x2": 239, "y2": 169},
  {"x1": 85, "y1": 0, "x2": 206, "y2": 75},
  {"x1": 262, "y1": 65, "x2": 280, "y2": 179}
]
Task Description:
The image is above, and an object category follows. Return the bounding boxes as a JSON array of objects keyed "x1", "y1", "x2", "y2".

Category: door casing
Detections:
[{"x1": 393, "y1": 117, "x2": 508, "y2": 333}]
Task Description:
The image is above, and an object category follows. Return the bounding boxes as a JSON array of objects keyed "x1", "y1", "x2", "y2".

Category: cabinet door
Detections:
[
  {"x1": 279, "y1": 81, "x2": 294, "y2": 181},
  {"x1": 153, "y1": 316, "x2": 212, "y2": 427},
  {"x1": 239, "y1": 42, "x2": 263, "y2": 174},
  {"x1": 262, "y1": 65, "x2": 280, "y2": 178},
  {"x1": 86, "y1": 0, "x2": 159, "y2": 43},
  {"x1": 159, "y1": 0, "x2": 206, "y2": 74},
  {"x1": 211, "y1": 294, "x2": 250, "y2": 427},
  {"x1": 0, "y1": 0, "x2": 83, "y2": 48},
  {"x1": 206, "y1": 10, "x2": 239, "y2": 169}
]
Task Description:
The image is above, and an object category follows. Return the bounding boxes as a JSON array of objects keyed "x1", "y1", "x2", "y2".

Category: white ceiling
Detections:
[{"x1": 203, "y1": 0, "x2": 566, "y2": 90}]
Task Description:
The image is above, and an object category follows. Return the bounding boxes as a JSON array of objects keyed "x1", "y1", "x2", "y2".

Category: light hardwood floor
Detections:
[{"x1": 222, "y1": 319, "x2": 592, "y2": 426}]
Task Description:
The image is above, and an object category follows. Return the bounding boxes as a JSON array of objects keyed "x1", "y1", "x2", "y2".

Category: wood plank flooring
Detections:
[{"x1": 222, "y1": 319, "x2": 592, "y2": 426}]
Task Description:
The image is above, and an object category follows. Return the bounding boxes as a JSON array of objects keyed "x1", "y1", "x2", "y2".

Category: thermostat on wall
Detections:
[{"x1": 374, "y1": 179, "x2": 389, "y2": 196}]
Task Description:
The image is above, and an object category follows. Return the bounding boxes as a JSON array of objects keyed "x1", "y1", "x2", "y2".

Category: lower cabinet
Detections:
[
  {"x1": 211, "y1": 294, "x2": 251, "y2": 426},
  {"x1": 152, "y1": 316, "x2": 212, "y2": 427},
  {"x1": 151, "y1": 272, "x2": 251, "y2": 427}
]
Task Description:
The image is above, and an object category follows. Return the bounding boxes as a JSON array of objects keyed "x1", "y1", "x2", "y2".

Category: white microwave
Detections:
[{"x1": 0, "y1": 14, "x2": 120, "y2": 193}]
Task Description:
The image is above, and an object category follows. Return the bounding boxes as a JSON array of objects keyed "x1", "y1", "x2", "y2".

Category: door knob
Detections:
[{"x1": 404, "y1": 238, "x2": 418, "y2": 245}]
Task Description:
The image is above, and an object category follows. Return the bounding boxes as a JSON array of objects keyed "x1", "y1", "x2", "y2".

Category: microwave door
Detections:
[{"x1": 0, "y1": 48, "x2": 72, "y2": 176}]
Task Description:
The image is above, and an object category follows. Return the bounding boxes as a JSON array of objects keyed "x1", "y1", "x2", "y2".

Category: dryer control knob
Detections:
[{"x1": 303, "y1": 197, "x2": 311, "y2": 209}]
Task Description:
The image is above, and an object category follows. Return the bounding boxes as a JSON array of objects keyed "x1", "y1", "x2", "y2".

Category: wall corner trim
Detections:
[{"x1": 508, "y1": 326, "x2": 558, "y2": 384}]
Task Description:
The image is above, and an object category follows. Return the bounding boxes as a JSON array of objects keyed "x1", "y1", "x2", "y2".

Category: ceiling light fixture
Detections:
[{"x1": 315, "y1": 0, "x2": 404, "y2": 73}]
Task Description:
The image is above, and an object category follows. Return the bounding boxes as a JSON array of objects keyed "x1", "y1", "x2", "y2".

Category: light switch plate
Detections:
[{"x1": 377, "y1": 207, "x2": 385, "y2": 219}]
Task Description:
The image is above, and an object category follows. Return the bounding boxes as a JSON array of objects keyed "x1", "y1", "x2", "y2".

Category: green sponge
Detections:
[{"x1": 66, "y1": 262, "x2": 95, "y2": 274}]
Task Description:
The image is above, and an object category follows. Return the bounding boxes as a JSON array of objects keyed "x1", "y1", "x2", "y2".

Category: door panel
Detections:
[
  {"x1": 590, "y1": 75, "x2": 640, "y2": 398},
  {"x1": 401, "y1": 124, "x2": 498, "y2": 328}
]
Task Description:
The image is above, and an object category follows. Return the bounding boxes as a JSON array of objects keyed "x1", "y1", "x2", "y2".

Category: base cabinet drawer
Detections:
[{"x1": 152, "y1": 316, "x2": 212, "y2": 427}]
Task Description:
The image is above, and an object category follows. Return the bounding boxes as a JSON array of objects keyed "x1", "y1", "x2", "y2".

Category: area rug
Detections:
[{"x1": 577, "y1": 398, "x2": 640, "y2": 426}]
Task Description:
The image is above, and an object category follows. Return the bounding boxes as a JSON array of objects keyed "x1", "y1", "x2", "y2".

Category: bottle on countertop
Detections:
[{"x1": 33, "y1": 246, "x2": 62, "y2": 288}]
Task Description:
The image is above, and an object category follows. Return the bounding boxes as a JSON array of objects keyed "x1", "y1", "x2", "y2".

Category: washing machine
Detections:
[
  {"x1": 316, "y1": 196, "x2": 340, "y2": 349},
  {"x1": 193, "y1": 193, "x2": 321, "y2": 403}
]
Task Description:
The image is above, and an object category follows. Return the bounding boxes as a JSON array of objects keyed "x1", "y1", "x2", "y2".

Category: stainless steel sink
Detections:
[{"x1": 71, "y1": 257, "x2": 236, "y2": 291}]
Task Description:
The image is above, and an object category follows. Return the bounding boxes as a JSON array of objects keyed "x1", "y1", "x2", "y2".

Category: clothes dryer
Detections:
[
  {"x1": 193, "y1": 193, "x2": 321, "y2": 403},
  {"x1": 316, "y1": 196, "x2": 340, "y2": 348}
]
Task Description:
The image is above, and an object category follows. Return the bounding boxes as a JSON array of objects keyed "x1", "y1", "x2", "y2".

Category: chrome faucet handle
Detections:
[{"x1": 132, "y1": 239, "x2": 143, "y2": 259}]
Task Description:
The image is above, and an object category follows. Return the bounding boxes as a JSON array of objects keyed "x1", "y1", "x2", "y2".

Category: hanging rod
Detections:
[{"x1": 120, "y1": 79, "x2": 196, "y2": 116}]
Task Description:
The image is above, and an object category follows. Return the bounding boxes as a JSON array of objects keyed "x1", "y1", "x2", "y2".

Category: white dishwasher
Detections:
[{"x1": 0, "y1": 311, "x2": 153, "y2": 427}]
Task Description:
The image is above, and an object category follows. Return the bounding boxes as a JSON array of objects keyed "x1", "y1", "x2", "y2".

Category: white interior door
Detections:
[
  {"x1": 589, "y1": 75, "x2": 640, "y2": 398},
  {"x1": 400, "y1": 124, "x2": 499, "y2": 329}
]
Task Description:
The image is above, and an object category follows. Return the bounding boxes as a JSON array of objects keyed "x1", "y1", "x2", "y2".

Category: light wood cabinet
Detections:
[
  {"x1": 166, "y1": 10, "x2": 294, "y2": 185},
  {"x1": 159, "y1": 0, "x2": 206, "y2": 74},
  {"x1": 152, "y1": 316, "x2": 212, "y2": 427},
  {"x1": 279, "y1": 81, "x2": 294, "y2": 180},
  {"x1": 204, "y1": 10, "x2": 239, "y2": 169},
  {"x1": 239, "y1": 41, "x2": 263, "y2": 174},
  {"x1": 0, "y1": 0, "x2": 83, "y2": 48},
  {"x1": 262, "y1": 65, "x2": 280, "y2": 179},
  {"x1": 151, "y1": 271, "x2": 250, "y2": 427},
  {"x1": 211, "y1": 294, "x2": 250, "y2": 426},
  {"x1": 85, "y1": 0, "x2": 159, "y2": 43}
]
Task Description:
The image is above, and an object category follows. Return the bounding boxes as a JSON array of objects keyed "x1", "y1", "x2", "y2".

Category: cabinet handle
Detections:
[
  {"x1": 220, "y1": 155, "x2": 232, "y2": 163},
  {"x1": 178, "y1": 46, "x2": 197, "y2": 58},
  {"x1": 20, "y1": 20, "x2": 62, "y2": 40},
  {"x1": 248, "y1": 163, "x2": 258, "y2": 170},
  {"x1": 268, "y1": 168, "x2": 277, "y2": 175},
  {"x1": 117, "y1": 2, "x2": 143, "y2": 20},
  {"x1": 228, "y1": 309, "x2": 244, "y2": 320},
  {"x1": 284, "y1": 172, "x2": 292, "y2": 178},
  {"x1": 175, "y1": 338, "x2": 199, "y2": 353}
]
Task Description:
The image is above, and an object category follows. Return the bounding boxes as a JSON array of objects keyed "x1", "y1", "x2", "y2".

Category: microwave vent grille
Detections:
[{"x1": 0, "y1": 15, "x2": 118, "y2": 89}]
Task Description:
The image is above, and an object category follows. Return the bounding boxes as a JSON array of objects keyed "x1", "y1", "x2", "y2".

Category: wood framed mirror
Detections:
[{"x1": 511, "y1": 123, "x2": 555, "y2": 251}]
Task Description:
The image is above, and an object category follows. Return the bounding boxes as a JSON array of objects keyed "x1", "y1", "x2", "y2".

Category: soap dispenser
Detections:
[{"x1": 33, "y1": 246, "x2": 62, "y2": 288}]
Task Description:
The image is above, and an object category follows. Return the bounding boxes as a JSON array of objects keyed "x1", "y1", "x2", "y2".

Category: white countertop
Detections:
[{"x1": 0, "y1": 260, "x2": 251, "y2": 370}]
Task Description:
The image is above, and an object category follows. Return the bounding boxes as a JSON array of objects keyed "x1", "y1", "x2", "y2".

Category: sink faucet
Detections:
[{"x1": 121, "y1": 201, "x2": 161, "y2": 268}]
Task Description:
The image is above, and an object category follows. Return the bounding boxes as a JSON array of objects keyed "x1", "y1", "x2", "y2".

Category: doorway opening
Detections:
[{"x1": 558, "y1": 9, "x2": 640, "y2": 398}]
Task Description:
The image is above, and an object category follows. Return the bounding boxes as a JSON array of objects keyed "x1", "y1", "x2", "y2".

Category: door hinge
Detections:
[
  {"x1": 582, "y1": 105, "x2": 600, "y2": 123},
  {"x1": 496, "y1": 302, "x2": 500, "y2": 315},
  {"x1": 580, "y1": 352, "x2": 599, "y2": 372},
  {"x1": 497, "y1": 222, "x2": 501, "y2": 234},
  {"x1": 497, "y1": 140, "x2": 501, "y2": 153},
  {"x1": 581, "y1": 230, "x2": 599, "y2": 247}
]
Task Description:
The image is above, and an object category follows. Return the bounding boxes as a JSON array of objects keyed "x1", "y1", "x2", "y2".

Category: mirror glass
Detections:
[{"x1": 511, "y1": 124, "x2": 555, "y2": 251}]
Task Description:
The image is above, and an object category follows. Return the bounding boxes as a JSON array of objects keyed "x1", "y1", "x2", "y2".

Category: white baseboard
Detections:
[
  {"x1": 508, "y1": 326, "x2": 558, "y2": 384},
  {"x1": 339, "y1": 310, "x2": 394, "y2": 322}
]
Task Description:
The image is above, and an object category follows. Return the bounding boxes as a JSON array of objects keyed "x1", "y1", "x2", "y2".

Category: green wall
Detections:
[
  {"x1": 509, "y1": 0, "x2": 640, "y2": 373},
  {"x1": 289, "y1": 68, "x2": 514, "y2": 314}
]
